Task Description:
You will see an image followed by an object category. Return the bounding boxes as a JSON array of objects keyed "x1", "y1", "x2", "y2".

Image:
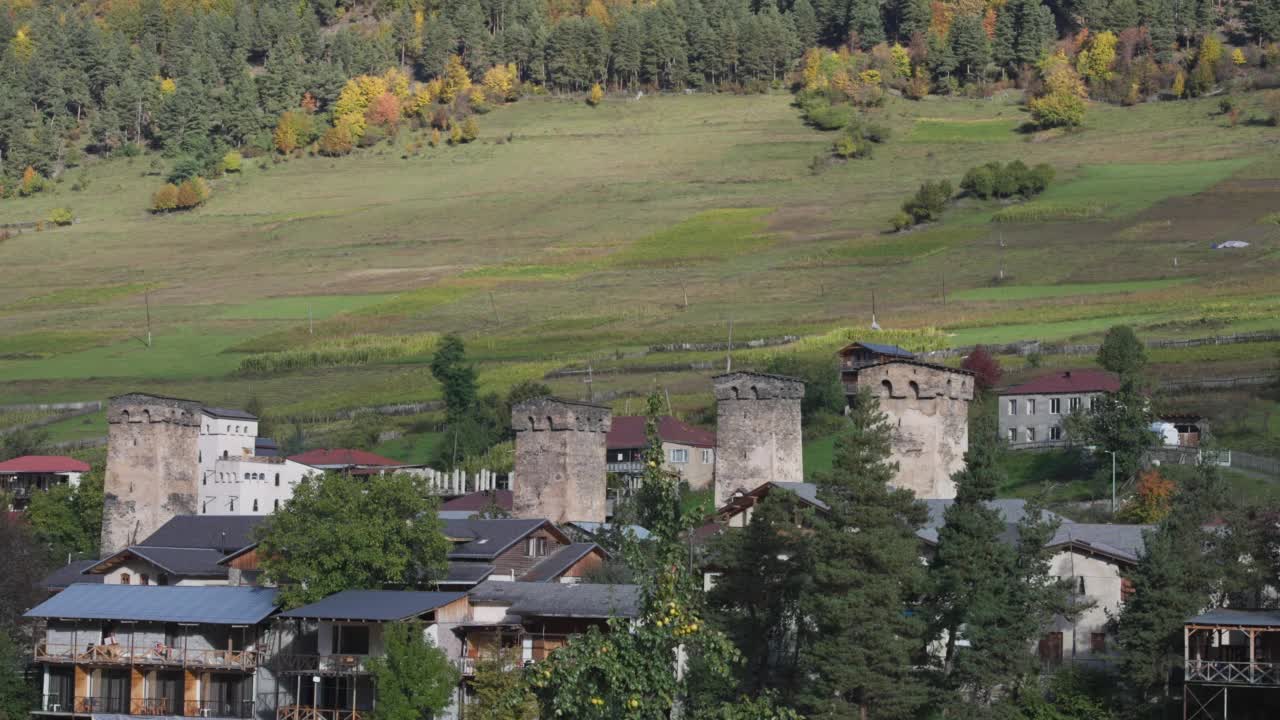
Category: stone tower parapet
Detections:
[
  {"x1": 843, "y1": 360, "x2": 974, "y2": 499},
  {"x1": 512, "y1": 397, "x2": 611, "y2": 524},
  {"x1": 101, "y1": 393, "x2": 202, "y2": 555},
  {"x1": 713, "y1": 372, "x2": 805, "y2": 507}
]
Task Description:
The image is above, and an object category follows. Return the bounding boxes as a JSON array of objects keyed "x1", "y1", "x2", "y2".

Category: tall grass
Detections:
[
  {"x1": 991, "y1": 202, "x2": 1109, "y2": 223},
  {"x1": 236, "y1": 334, "x2": 440, "y2": 376}
]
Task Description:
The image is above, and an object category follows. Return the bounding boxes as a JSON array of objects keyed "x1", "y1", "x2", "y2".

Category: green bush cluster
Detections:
[
  {"x1": 48, "y1": 208, "x2": 74, "y2": 226},
  {"x1": 797, "y1": 95, "x2": 855, "y2": 130},
  {"x1": 959, "y1": 160, "x2": 1054, "y2": 199},
  {"x1": 893, "y1": 179, "x2": 953, "y2": 230},
  {"x1": 831, "y1": 118, "x2": 891, "y2": 159}
]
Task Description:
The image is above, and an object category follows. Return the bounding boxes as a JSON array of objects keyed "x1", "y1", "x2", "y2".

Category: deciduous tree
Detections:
[
  {"x1": 961, "y1": 345, "x2": 1002, "y2": 392},
  {"x1": 27, "y1": 465, "x2": 103, "y2": 562},
  {"x1": 367, "y1": 622, "x2": 459, "y2": 720}
]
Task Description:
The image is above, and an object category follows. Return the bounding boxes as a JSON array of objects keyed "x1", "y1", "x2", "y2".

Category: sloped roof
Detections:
[
  {"x1": 139, "y1": 515, "x2": 264, "y2": 553},
  {"x1": 520, "y1": 543, "x2": 605, "y2": 583},
  {"x1": 201, "y1": 407, "x2": 257, "y2": 420},
  {"x1": 441, "y1": 490, "x2": 513, "y2": 512},
  {"x1": 441, "y1": 563, "x2": 496, "y2": 585},
  {"x1": 287, "y1": 448, "x2": 403, "y2": 467},
  {"x1": 917, "y1": 499, "x2": 1066, "y2": 545},
  {"x1": 1187, "y1": 609, "x2": 1280, "y2": 628},
  {"x1": 41, "y1": 560, "x2": 104, "y2": 590},
  {"x1": 1001, "y1": 370, "x2": 1120, "y2": 396},
  {"x1": 1048, "y1": 523, "x2": 1150, "y2": 562},
  {"x1": 564, "y1": 522, "x2": 653, "y2": 541},
  {"x1": 85, "y1": 547, "x2": 228, "y2": 577},
  {"x1": 25, "y1": 584, "x2": 278, "y2": 624},
  {"x1": 837, "y1": 342, "x2": 916, "y2": 358},
  {"x1": 0, "y1": 455, "x2": 90, "y2": 473},
  {"x1": 607, "y1": 416, "x2": 716, "y2": 449},
  {"x1": 468, "y1": 581, "x2": 641, "y2": 618},
  {"x1": 444, "y1": 518, "x2": 558, "y2": 560},
  {"x1": 278, "y1": 590, "x2": 466, "y2": 621}
]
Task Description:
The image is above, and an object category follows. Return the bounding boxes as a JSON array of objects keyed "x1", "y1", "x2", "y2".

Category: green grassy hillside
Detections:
[{"x1": 1, "y1": 91, "x2": 1277, "y2": 426}]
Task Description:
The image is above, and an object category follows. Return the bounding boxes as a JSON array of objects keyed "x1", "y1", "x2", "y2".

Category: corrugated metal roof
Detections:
[
  {"x1": 564, "y1": 522, "x2": 652, "y2": 541},
  {"x1": 0, "y1": 455, "x2": 90, "y2": 473},
  {"x1": 444, "y1": 519, "x2": 553, "y2": 560},
  {"x1": 520, "y1": 544, "x2": 603, "y2": 583},
  {"x1": 139, "y1": 516, "x2": 264, "y2": 553},
  {"x1": 1187, "y1": 609, "x2": 1280, "y2": 628},
  {"x1": 278, "y1": 590, "x2": 467, "y2": 621},
  {"x1": 1049, "y1": 523, "x2": 1150, "y2": 561},
  {"x1": 41, "y1": 561, "x2": 104, "y2": 589},
  {"x1": 24, "y1": 585, "x2": 278, "y2": 624},
  {"x1": 768, "y1": 482, "x2": 830, "y2": 511},
  {"x1": 86, "y1": 547, "x2": 228, "y2": 577},
  {"x1": 1000, "y1": 370, "x2": 1120, "y2": 396},
  {"x1": 443, "y1": 563, "x2": 496, "y2": 584},
  {"x1": 606, "y1": 416, "x2": 716, "y2": 450},
  {"x1": 468, "y1": 581, "x2": 641, "y2": 618}
]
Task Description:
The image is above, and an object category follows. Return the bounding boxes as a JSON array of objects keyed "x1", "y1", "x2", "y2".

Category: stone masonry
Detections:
[
  {"x1": 512, "y1": 397, "x2": 611, "y2": 524},
  {"x1": 101, "y1": 394, "x2": 202, "y2": 555},
  {"x1": 713, "y1": 372, "x2": 805, "y2": 507},
  {"x1": 844, "y1": 361, "x2": 973, "y2": 499}
]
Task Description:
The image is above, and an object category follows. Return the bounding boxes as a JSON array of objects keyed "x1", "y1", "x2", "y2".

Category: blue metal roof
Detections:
[
  {"x1": 24, "y1": 585, "x2": 279, "y2": 624},
  {"x1": 278, "y1": 590, "x2": 468, "y2": 621}
]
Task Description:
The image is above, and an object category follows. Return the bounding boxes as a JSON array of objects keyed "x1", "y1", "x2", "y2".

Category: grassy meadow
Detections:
[{"x1": 0, "y1": 89, "x2": 1278, "y2": 451}]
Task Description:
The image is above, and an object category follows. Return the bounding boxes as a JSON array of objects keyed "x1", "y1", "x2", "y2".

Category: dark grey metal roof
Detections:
[
  {"x1": 255, "y1": 437, "x2": 280, "y2": 457},
  {"x1": 468, "y1": 581, "x2": 641, "y2": 618},
  {"x1": 850, "y1": 342, "x2": 916, "y2": 358},
  {"x1": 139, "y1": 515, "x2": 265, "y2": 553},
  {"x1": 24, "y1": 584, "x2": 278, "y2": 624},
  {"x1": 278, "y1": 590, "x2": 467, "y2": 621},
  {"x1": 921, "y1": 499, "x2": 1060, "y2": 529},
  {"x1": 202, "y1": 407, "x2": 258, "y2": 420},
  {"x1": 564, "y1": 522, "x2": 653, "y2": 541},
  {"x1": 41, "y1": 560, "x2": 104, "y2": 590},
  {"x1": 1048, "y1": 523, "x2": 1150, "y2": 562},
  {"x1": 85, "y1": 547, "x2": 228, "y2": 577},
  {"x1": 442, "y1": 563, "x2": 496, "y2": 585},
  {"x1": 1187, "y1": 609, "x2": 1280, "y2": 628},
  {"x1": 521, "y1": 544, "x2": 603, "y2": 583},
  {"x1": 769, "y1": 482, "x2": 830, "y2": 511},
  {"x1": 444, "y1": 518, "x2": 551, "y2": 560}
]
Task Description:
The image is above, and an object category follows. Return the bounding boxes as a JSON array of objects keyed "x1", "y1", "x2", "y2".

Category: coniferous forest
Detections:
[{"x1": 2, "y1": 0, "x2": 1279, "y2": 188}]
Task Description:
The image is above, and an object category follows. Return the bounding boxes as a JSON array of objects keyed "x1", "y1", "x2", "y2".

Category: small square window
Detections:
[
  {"x1": 1008, "y1": 428, "x2": 1018, "y2": 442},
  {"x1": 1026, "y1": 427, "x2": 1037, "y2": 442},
  {"x1": 1050, "y1": 398, "x2": 1062, "y2": 414},
  {"x1": 1069, "y1": 397, "x2": 1082, "y2": 412},
  {"x1": 1008, "y1": 399, "x2": 1018, "y2": 416},
  {"x1": 1050, "y1": 425, "x2": 1062, "y2": 441},
  {"x1": 670, "y1": 449, "x2": 689, "y2": 464},
  {"x1": 1026, "y1": 399, "x2": 1036, "y2": 415},
  {"x1": 1090, "y1": 633, "x2": 1107, "y2": 654},
  {"x1": 701, "y1": 449, "x2": 713, "y2": 464},
  {"x1": 526, "y1": 537, "x2": 548, "y2": 557}
]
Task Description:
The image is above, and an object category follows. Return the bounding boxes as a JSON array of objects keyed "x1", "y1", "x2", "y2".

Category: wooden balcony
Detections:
[
  {"x1": 36, "y1": 697, "x2": 253, "y2": 718},
  {"x1": 272, "y1": 654, "x2": 371, "y2": 675},
  {"x1": 276, "y1": 706, "x2": 364, "y2": 720},
  {"x1": 34, "y1": 642, "x2": 258, "y2": 671},
  {"x1": 1186, "y1": 660, "x2": 1280, "y2": 686}
]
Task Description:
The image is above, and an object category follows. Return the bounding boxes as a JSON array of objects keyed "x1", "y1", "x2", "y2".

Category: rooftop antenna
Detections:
[{"x1": 870, "y1": 291, "x2": 881, "y2": 331}]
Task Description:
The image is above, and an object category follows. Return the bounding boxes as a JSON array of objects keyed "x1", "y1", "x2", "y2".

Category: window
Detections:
[
  {"x1": 701, "y1": 449, "x2": 713, "y2": 464},
  {"x1": 274, "y1": 474, "x2": 280, "y2": 487},
  {"x1": 273, "y1": 499, "x2": 279, "y2": 511},
  {"x1": 1077, "y1": 576, "x2": 1086, "y2": 594},
  {"x1": 1121, "y1": 578, "x2": 1135, "y2": 603},
  {"x1": 1026, "y1": 399, "x2": 1036, "y2": 415},
  {"x1": 336, "y1": 625, "x2": 371, "y2": 655},
  {"x1": 526, "y1": 537, "x2": 548, "y2": 557},
  {"x1": 1069, "y1": 397, "x2": 1082, "y2": 412},
  {"x1": 1050, "y1": 425, "x2": 1062, "y2": 441},
  {"x1": 203, "y1": 474, "x2": 207, "y2": 486},
  {"x1": 1008, "y1": 399, "x2": 1018, "y2": 416},
  {"x1": 252, "y1": 499, "x2": 259, "y2": 512},
  {"x1": 1026, "y1": 427, "x2": 1037, "y2": 442},
  {"x1": 1038, "y1": 632, "x2": 1063, "y2": 667},
  {"x1": 201, "y1": 501, "x2": 207, "y2": 515},
  {"x1": 222, "y1": 450, "x2": 228, "y2": 459},
  {"x1": 140, "y1": 574, "x2": 150, "y2": 586},
  {"x1": 1090, "y1": 633, "x2": 1107, "y2": 654},
  {"x1": 120, "y1": 573, "x2": 131, "y2": 585},
  {"x1": 1008, "y1": 428, "x2": 1018, "y2": 442},
  {"x1": 1090, "y1": 396, "x2": 1100, "y2": 411},
  {"x1": 669, "y1": 448, "x2": 689, "y2": 464},
  {"x1": 1050, "y1": 398, "x2": 1062, "y2": 414}
]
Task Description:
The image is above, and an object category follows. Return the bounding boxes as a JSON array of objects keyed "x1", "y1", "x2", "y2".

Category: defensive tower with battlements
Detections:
[
  {"x1": 713, "y1": 371, "x2": 805, "y2": 507},
  {"x1": 511, "y1": 397, "x2": 611, "y2": 524}
]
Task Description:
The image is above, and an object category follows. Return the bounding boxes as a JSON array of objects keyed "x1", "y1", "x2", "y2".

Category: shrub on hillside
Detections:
[
  {"x1": 49, "y1": 207, "x2": 73, "y2": 226},
  {"x1": 18, "y1": 166, "x2": 48, "y2": 196},
  {"x1": 587, "y1": 83, "x2": 604, "y2": 107},
  {"x1": 318, "y1": 124, "x2": 354, "y2": 156},
  {"x1": 151, "y1": 183, "x2": 179, "y2": 212},
  {"x1": 460, "y1": 116, "x2": 479, "y2": 143},
  {"x1": 960, "y1": 161, "x2": 1054, "y2": 199},
  {"x1": 1029, "y1": 51, "x2": 1087, "y2": 129},
  {"x1": 901, "y1": 179, "x2": 953, "y2": 225},
  {"x1": 175, "y1": 177, "x2": 210, "y2": 209},
  {"x1": 222, "y1": 151, "x2": 243, "y2": 173},
  {"x1": 831, "y1": 117, "x2": 890, "y2": 159}
]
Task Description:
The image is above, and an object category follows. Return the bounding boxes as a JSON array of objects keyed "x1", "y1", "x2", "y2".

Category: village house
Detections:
[
  {"x1": 606, "y1": 415, "x2": 716, "y2": 493},
  {"x1": 997, "y1": 370, "x2": 1120, "y2": 448},
  {"x1": 1183, "y1": 608, "x2": 1280, "y2": 718},
  {"x1": 441, "y1": 518, "x2": 608, "y2": 589},
  {"x1": 26, "y1": 584, "x2": 280, "y2": 720},
  {"x1": 0, "y1": 455, "x2": 88, "y2": 511}
]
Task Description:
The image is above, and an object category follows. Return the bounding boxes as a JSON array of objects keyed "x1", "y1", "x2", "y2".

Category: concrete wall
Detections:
[
  {"x1": 662, "y1": 441, "x2": 715, "y2": 491},
  {"x1": 511, "y1": 398, "x2": 610, "y2": 524},
  {"x1": 847, "y1": 363, "x2": 972, "y2": 500},
  {"x1": 713, "y1": 372, "x2": 805, "y2": 507},
  {"x1": 200, "y1": 458, "x2": 314, "y2": 515},
  {"x1": 998, "y1": 391, "x2": 1103, "y2": 447},
  {"x1": 102, "y1": 395, "x2": 203, "y2": 555},
  {"x1": 198, "y1": 415, "x2": 259, "y2": 483},
  {"x1": 1047, "y1": 549, "x2": 1126, "y2": 663}
]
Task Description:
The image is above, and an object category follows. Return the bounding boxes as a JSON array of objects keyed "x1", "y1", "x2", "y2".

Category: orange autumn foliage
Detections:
[
  {"x1": 1124, "y1": 469, "x2": 1175, "y2": 523},
  {"x1": 364, "y1": 92, "x2": 402, "y2": 130}
]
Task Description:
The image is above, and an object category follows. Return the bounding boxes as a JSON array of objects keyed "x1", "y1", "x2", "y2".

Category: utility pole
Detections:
[
  {"x1": 725, "y1": 319, "x2": 733, "y2": 372},
  {"x1": 585, "y1": 362, "x2": 594, "y2": 402},
  {"x1": 308, "y1": 303, "x2": 314, "y2": 335},
  {"x1": 1109, "y1": 450, "x2": 1117, "y2": 513},
  {"x1": 870, "y1": 290, "x2": 881, "y2": 330},
  {"x1": 489, "y1": 292, "x2": 500, "y2": 324}
]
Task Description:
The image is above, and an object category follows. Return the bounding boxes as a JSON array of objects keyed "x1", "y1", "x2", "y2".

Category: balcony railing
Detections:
[
  {"x1": 272, "y1": 654, "x2": 371, "y2": 674},
  {"x1": 1186, "y1": 659, "x2": 1280, "y2": 686},
  {"x1": 185, "y1": 700, "x2": 255, "y2": 718},
  {"x1": 34, "y1": 642, "x2": 259, "y2": 670},
  {"x1": 606, "y1": 462, "x2": 644, "y2": 474},
  {"x1": 35, "y1": 696, "x2": 253, "y2": 717},
  {"x1": 276, "y1": 706, "x2": 364, "y2": 720},
  {"x1": 455, "y1": 656, "x2": 530, "y2": 677}
]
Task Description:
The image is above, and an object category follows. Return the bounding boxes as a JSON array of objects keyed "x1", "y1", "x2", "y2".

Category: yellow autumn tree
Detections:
[
  {"x1": 1076, "y1": 30, "x2": 1117, "y2": 84},
  {"x1": 587, "y1": 82, "x2": 604, "y2": 106},
  {"x1": 481, "y1": 64, "x2": 517, "y2": 102},
  {"x1": 585, "y1": 0, "x2": 611, "y2": 26},
  {"x1": 1171, "y1": 70, "x2": 1186, "y2": 97},
  {"x1": 158, "y1": 77, "x2": 177, "y2": 95},
  {"x1": 334, "y1": 75, "x2": 389, "y2": 119},
  {"x1": 890, "y1": 44, "x2": 911, "y2": 79},
  {"x1": 1231, "y1": 48, "x2": 1246, "y2": 66},
  {"x1": 383, "y1": 67, "x2": 411, "y2": 100},
  {"x1": 440, "y1": 55, "x2": 472, "y2": 103},
  {"x1": 11, "y1": 26, "x2": 33, "y2": 63},
  {"x1": 801, "y1": 48, "x2": 826, "y2": 91},
  {"x1": 1029, "y1": 50, "x2": 1087, "y2": 128}
]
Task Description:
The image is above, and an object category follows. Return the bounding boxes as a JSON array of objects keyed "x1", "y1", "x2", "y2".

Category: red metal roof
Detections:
[
  {"x1": 0, "y1": 455, "x2": 90, "y2": 473},
  {"x1": 606, "y1": 416, "x2": 716, "y2": 450},
  {"x1": 441, "y1": 490, "x2": 514, "y2": 512},
  {"x1": 1001, "y1": 369, "x2": 1121, "y2": 396},
  {"x1": 287, "y1": 448, "x2": 403, "y2": 467}
]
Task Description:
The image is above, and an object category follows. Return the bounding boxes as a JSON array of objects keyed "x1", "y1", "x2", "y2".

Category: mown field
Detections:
[{"x1": 1, "y1": 90, "x2": 1278, "y2": 452}]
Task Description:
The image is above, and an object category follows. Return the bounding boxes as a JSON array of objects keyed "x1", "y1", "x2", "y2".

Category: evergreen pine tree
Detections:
[
  {"x1": 791, "y1": 0, "x2": 820, "y2": 47},
  {"x1": 949, "y1": 13, "x2": 990, "y2": 80},
  {"x1": 850, "y1": 0, "x2": 887, "y2": 48},
  {"x1": 798, "y1": 387, "x2": 930, "y2": 720}
]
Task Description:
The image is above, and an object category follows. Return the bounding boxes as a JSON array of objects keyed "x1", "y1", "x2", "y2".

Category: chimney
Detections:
[{"x1": 1064, "y1": 371, "x2": 1072, "y2": 379}]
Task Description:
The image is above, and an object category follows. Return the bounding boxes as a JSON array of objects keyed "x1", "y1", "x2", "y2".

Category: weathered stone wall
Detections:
[
  {"x1": 848, "y1": 363, "x2": 973, "y2": 499},
  {"x1": 511, "y1": 398, "x2": 610, "y2": 524},
  {"x1": 713, "y1": 372, "x2": 805, "y2": 507},
  {"x1": 101, "y1": 394, "x2": 202, "y2": 555}
]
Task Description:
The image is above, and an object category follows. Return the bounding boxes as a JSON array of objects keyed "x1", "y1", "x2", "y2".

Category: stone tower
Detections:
[
  {"x1": 101, "y1": 393, "x2": 202, "y2": 555},
  {"x1": 842, "y1": 360, "x2": 974, "y2": 499},
  {"x1": 713, "y1": 372, "x2": 805, "y2": 507},
  {"x1": 511, "y1": 397, "x2": 611, "y2": 524}
]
